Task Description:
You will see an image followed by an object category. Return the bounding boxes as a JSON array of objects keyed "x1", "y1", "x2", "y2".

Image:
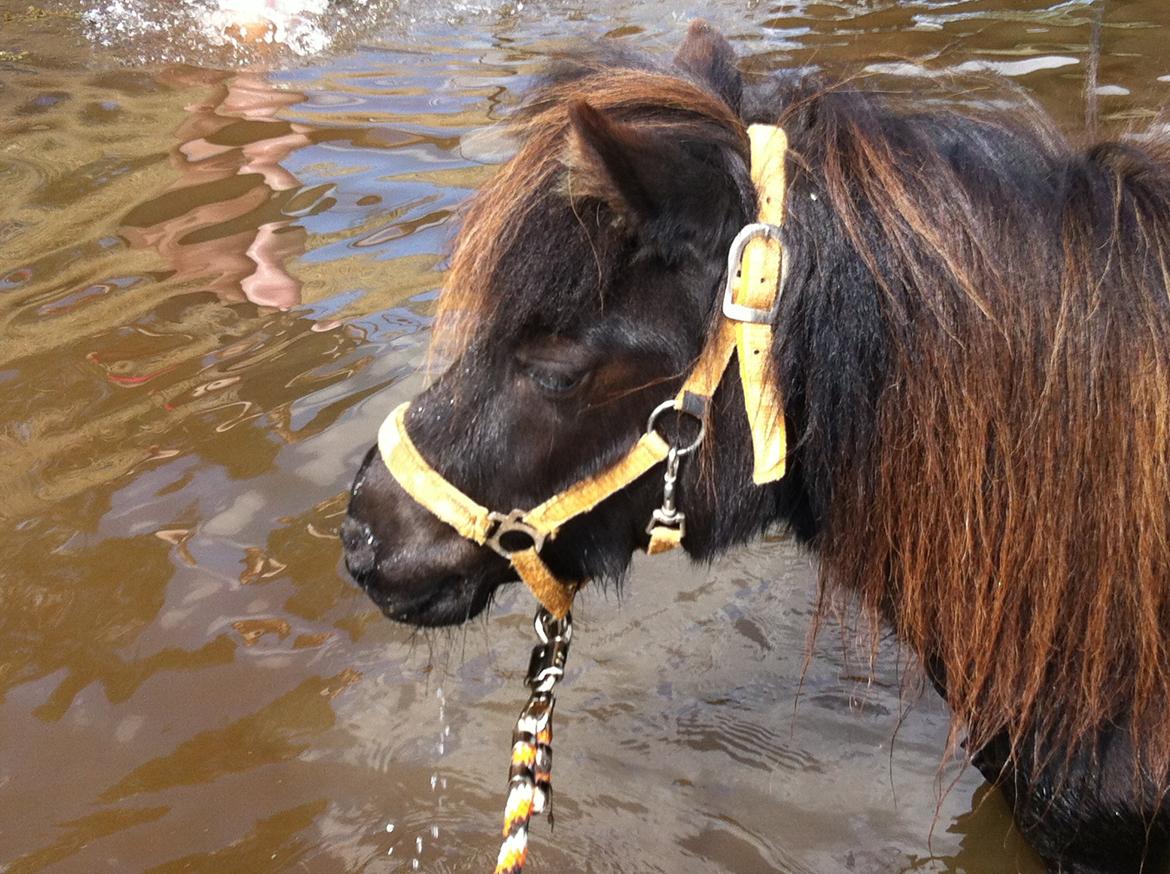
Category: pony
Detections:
[{"x1": 341, "y1": 22, "x2": 1170, "y2": 873}]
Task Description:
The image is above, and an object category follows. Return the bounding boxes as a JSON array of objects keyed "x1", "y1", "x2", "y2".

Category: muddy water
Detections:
[{"x1": 2, "y1": 2, "x2": 1169, "y2": 872}]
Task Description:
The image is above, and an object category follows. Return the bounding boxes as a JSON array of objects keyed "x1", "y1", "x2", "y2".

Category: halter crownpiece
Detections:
[
  {"x1": 376, "y1": 123, "x2": 790, "y2": 618},
  {"x1": 676, "y1": 124, "x2": 789, "y2": 486}
]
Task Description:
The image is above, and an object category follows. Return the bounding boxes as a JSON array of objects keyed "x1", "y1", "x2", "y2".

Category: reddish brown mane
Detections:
[{"x1": 781, "y1": 89, "x2": 1170, "y2": 780}]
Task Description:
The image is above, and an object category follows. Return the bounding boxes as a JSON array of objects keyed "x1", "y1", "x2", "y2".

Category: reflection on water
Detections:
[
  {"x1": 120, "y1": 71, "x2": 315, "y2": 308},
  {"x1": 2, "y1": 1, "x2": 1169, "y2": 872}
]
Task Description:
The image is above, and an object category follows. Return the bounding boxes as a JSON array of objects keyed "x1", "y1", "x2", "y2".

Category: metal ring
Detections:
[
  {"x1": 486, "y1": 509, "x2": 546, "y2": 558},
  {"x1": 645, "y1": 399, "x2": 706, "y2": 456}
]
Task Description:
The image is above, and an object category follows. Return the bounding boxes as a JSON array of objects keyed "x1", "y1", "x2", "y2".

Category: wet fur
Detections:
[{"x1": 344, "y1": 24, "x2": 1170, "y2": 872}]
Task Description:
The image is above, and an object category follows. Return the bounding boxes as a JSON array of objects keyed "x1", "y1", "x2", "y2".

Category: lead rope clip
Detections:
[
  {"x1": 647, "y1": 446, "x2": 686, "y2": 540},
  {"x1": 644, "y1": 399, "x2": 705, "y2": 556},
  {"x1": 493, "y1": 607, "x2": 572, "y2": 874}
]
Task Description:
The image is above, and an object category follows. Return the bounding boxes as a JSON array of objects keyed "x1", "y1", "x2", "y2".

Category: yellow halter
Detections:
[{"x1": 378, "y1": 124, "x2": 790, "y2": 620}]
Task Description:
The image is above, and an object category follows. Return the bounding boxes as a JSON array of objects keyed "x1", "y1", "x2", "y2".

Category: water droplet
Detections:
[
  {"x1": 385, "y1": 823, "x2": 395, "y2": 833},
  {"x1": 430, "y1": 774, "x2": 438, "y2": 790},
  {"x1": 412, "y1": 861, "x2": 420, "y2": 871},
  {"x1": 415, "y1": 836, "x2": 423, "y2": 854},
  {"x1": 431, "y1": 824, "x2": 439, "y2": 839}
]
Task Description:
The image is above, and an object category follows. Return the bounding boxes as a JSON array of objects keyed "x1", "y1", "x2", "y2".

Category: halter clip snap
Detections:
[
  {"x1": 644, "y1": 398, "x2": 705, "y2": 555},
  {"x1": 647, "y1": 447, "x2": 686, "y2": 540}
]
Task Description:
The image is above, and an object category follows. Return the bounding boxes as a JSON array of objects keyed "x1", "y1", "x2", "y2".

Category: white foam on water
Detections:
[
  {"x1": 80, "y1": 0, "x2": 379, "y2": 64},
  {"x1": 203, "y1": 0, "x2": 334, "y2": 55}
]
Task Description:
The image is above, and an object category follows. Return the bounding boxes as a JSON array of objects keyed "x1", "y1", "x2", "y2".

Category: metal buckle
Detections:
[
  {"x1": 485, "y1": 509, "x2": 546, "y2": 557},
  {"x1": 721, "y1": 222, "x2": 785, "y2": 324}
]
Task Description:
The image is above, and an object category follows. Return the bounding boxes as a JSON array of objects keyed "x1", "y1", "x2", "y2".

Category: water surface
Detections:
[{"x1": 2, "y1": 1, "x2": 1168, "y2": 871}]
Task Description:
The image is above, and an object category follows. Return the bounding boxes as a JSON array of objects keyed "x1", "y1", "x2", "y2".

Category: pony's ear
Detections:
[
  {"x1": 565, "y1": 99, "x2": 664, "y2": 227},
  {"x1": 674, "y1": 20, "x2": 742, "y2": 113},
  {"x1": 564, "y1": 100, "x2": 706, "y2": 255},
  {"x1": 564, "y1": 99, "x2": 737, "y2": 257}
]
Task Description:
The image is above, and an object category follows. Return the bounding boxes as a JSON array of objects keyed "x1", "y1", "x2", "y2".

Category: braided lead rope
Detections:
[{"x1": 494, "y1": 608, "x2": 571, "y2": 874}]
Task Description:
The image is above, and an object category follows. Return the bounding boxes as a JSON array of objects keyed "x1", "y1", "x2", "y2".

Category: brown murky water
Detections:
[{"x1": 3, "y1": 2, "x2": 1169, "y2": 871}]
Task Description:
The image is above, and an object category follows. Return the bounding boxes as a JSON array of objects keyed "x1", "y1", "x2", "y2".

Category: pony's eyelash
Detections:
[{"x1": 524, "y1": 362, "x2": 588, "y2": 396}]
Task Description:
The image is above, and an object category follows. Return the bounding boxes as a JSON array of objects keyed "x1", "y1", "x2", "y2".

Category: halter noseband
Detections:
[{"x1": 377, "y1": 124, "x2": 790, "y2": 619}]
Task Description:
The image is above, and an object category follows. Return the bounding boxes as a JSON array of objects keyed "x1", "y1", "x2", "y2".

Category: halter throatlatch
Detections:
[{"x1": 376, "y1": 123, "x2": 789, "y2": 617}]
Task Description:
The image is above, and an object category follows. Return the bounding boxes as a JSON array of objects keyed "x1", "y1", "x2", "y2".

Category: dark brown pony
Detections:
[{"x1": 342, "y1": 22, "x2": 1170, "y2": 873}]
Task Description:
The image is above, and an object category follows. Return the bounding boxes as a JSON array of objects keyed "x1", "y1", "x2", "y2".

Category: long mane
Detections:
[{"x1": 776, "y1": 80, "x2": 1170, "y2": 778}]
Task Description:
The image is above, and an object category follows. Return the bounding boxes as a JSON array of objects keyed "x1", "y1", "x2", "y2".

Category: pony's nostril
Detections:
[
  {"x1": 341, "y1": 517, "x2": 378, "y2": 578},
  {"x1": 340, "y1": 516, "x2": 370, "y2": 549}
]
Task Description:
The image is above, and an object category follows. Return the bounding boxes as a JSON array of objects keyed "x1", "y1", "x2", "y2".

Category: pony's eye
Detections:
[
  {"x1": 515, "y1": 337, "x2": 594, "y2": 398},
  {"x1": 525, "y1": 363, "x2": 587, "y2": 396}
]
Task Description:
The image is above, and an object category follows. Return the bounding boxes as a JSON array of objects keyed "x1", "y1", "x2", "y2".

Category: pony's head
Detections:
[{"x1": 341, "y1": 24, "x2": 784, "y2": 626}]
